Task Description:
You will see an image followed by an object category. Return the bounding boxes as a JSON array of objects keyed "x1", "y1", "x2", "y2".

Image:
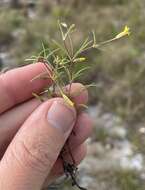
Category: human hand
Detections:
[{"x1": 0, "y1": 63, "x2": 93, "y2": 190}]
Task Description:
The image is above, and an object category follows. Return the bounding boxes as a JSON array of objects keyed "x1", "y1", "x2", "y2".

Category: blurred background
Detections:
[{"x1": 0, "y1": 0, "x2": 145, "y2": 189}]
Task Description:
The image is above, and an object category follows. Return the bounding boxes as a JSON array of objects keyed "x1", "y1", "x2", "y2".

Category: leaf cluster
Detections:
[{"x1": 26, "y1": 21, "x2": 130, "y2": 108}]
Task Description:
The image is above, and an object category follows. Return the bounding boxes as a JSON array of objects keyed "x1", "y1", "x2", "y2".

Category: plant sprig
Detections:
[
  {"x1": 27, "y1": 22, "x2": 130, "y2": 108},
  {"x1": 26, "y1": 22, "x2": 130, "y2": 190}
]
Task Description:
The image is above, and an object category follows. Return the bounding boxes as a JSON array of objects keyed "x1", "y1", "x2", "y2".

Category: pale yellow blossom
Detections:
[
  {"x1": 74, "y1": 57, "x2": 86, "y2": 63},
  {"x1": 62, "y1": 93, "x2": 74, "y2": 107},
  {"x1": 115, "y1": 26, "x2": 130, "y2": 39}
]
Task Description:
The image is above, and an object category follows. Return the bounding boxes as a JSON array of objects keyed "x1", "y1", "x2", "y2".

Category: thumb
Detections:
[{"x1": 0, "y1": 98, "x2": 76, "y2": 190}]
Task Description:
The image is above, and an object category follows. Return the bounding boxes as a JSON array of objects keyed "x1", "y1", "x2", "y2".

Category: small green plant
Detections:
[{"x1": 26, "y1": 21, "x2": 130, "y2": 190}]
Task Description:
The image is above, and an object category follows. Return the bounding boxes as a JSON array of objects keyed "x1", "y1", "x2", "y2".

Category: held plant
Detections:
[{"x1": 26, "y1": 22, "x2": 130, "y2": 190}]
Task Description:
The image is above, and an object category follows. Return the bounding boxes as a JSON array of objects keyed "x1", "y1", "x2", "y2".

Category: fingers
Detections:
[
  {"x1": 0, "y1": 62, "x2": 52, "y2": 114},
  {"x1": 68, "y1": 112, "x2": 93, "y2": 150},
  {"x1": 43, "y1": 113, "x2": 92, "y2": 187},
  {"x1": 0, "y1": 98, "x2": 41, "y2": 158},
  {"x1": 43, "y1": 143, "x2": 87, "y2": 187},
  {"x1": 0, "y1": 111, "x2": 92, "y2": 160},
  {"x1": 65, "y1": 83, "x2": 88, "y2": 106},
  {"x1": 0, "y1": 110, "x2": 92, "y2": 161},
  {"x1": 0, "y1": 98, "x2": 76, "y2": 190},
  {"x1": 0, "y1": 83, "x2": 89, "y2": 158}
]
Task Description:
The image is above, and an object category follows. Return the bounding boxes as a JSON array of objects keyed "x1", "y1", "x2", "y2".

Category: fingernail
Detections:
[{"x1": 47, "y1": 101, "x2": 76, "y2": 133}]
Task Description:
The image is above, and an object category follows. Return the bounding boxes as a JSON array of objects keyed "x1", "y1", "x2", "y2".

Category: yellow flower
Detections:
[
  {"x1": 62, "y1": 93, "x2": 74, "y2": 107},
  {"x1": 74, "y1": 57, "x2": 86, "y2": 63},
  {"x1": 115, "y1": 26, "x2": 131, "y2": 39}
]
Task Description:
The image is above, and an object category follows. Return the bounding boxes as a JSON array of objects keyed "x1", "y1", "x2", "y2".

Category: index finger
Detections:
[{"x1": 0, "y1": 62, "x2": 52, "y2": 114}]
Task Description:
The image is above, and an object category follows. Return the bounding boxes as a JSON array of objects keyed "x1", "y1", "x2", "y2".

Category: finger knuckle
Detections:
[{"x1": 11, "y1": 139, "x2": 55, "y2": 173}]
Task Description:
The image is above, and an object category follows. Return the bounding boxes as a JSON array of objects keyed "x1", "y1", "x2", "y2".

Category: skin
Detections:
[{"x1": 0, "y1": 63, "x2": 93, "y2": 190}]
